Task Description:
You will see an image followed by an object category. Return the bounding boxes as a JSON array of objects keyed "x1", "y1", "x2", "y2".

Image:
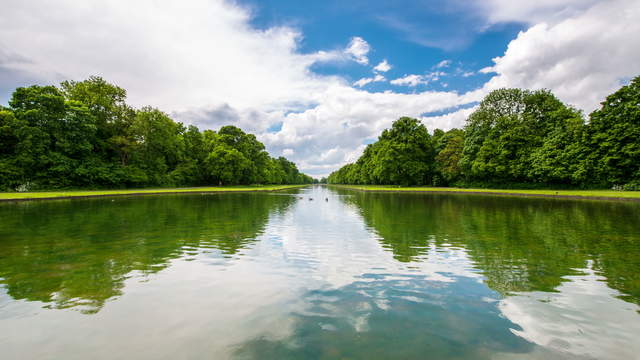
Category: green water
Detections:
[{"x1": 0, "y1": 186, "x2": 639, "y2": 359}]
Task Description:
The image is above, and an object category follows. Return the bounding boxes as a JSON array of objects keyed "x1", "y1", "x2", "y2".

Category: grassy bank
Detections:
[
  {"x1": 0, "y1": 185, "x2": 307, "y2": 201},
  {"x1": 329, "y1": 184, "x2": 640, "y2": 201}
]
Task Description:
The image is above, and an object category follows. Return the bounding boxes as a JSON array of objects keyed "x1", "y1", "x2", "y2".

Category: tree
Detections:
[
  {"x1": 129, "y1": 107, "x2": 183, "y2": 185},
  {"x1": 217, "y1": 125, "x2": 270, "y2": 184},
  {"x1": 0, "y1": 107, "x2": 23, "y2": 190},
  {"x1": 461, "y1": 88, "x2": 584, "y2": 185},
  {"x1": 205, "y1": 145, "x2": 252, "y2": 185},
  {"x1": 0, "y1": 77, "x2": 327, "y2": 189},
  {"x1": 329, "y1": 117, "x2": 435, "y2": 186},
  {"x1": 583, "y1": 76, "x2": 640, "y2": 188},
  {"x1": 60, "y1": 76, "x2": 134, "y2": 160},
  {"x1": 434, "y1": 129, "x2": 464, "y2": 185}
]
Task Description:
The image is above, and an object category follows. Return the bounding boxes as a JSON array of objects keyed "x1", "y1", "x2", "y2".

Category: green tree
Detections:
[
  {"x1": 434, "y1": 128, "x2": 464, "y2": 185},
  {"x1": 583, "y1": 76, "x2": 640, "y2": 188},
  {"x1": 0, "y1": 107, "x2": 23, "y2": 190},
  {"x1": 330, "y1": 117, "x2": 435, "y2": 186},
  {"x1": 0, "y1": 77, "x2": 320, "y2": 189},
  {"x1": 129, "y1": 107, "x2": 184, "y2": 185},
  {"x1": 461, "y1": 88, "x2": 583, "y2": 185},
  {"x1": 60, "y1": 76, "x2": 134, "y2": 161},
  {"x1": 205, "y1": 145, "x2": 252, "y2": 185}
]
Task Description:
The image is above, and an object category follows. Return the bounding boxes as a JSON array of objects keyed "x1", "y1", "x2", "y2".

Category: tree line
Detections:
[
  {"x1": 0, "y1": 77, "x2": 313, "y2": 191},
  {"x1": 328, "y1": 76, "x2": 640, "y2": 190}
]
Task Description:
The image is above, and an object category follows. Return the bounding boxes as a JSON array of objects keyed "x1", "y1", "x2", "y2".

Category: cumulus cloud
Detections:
[
  {"x1": 482, "y1": 0, "x2": 640, "y2": 113},
  {"x1": 0, "y1": 0, "x2": 347, "y2": 113},
  {"x1": 391, "y1": 74, "x2": 427, "y2": 87},
  {"x1": 435, "y1": 60, "x2": 451, "y2": 69},
  {"x1": 390, "y1": 72, "x2": 446, "y2": 87},
  {"x1": 420, "y1": 106, "x2": 478, "y2": 132},
  {"x1": 373, "y1": 59, "x2": 392, "y2": 72},
  {"x1": 345, "y1": 36, "x2": 370, "y2": 65},
  {"x1": 353, "y1": 74, "x2": 386, "y2": 87},
  {"x1": 474, "y1": 0, "x2": 601, "y2": 25}
]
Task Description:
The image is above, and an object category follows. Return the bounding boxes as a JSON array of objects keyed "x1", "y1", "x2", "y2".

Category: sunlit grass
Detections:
[
  {"x1": 330, "y1": 185, "x2": 640, "y2": 200},
  {"x1": 0, "y1": 185, "x2": 307, "y2": 200}
]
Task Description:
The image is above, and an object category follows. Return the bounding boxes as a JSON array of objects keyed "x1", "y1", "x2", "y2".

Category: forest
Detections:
[
  {"x1": 328, "y1": 76, "x2": 640, "y2": 190},
  {"x1": 0, "y1": 77, "x2": 313, "y2": 191}
]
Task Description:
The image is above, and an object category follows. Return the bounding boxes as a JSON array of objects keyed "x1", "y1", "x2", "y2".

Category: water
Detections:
[{"x1": 0, "y1": 186, "x2": 639, "y2": 359}]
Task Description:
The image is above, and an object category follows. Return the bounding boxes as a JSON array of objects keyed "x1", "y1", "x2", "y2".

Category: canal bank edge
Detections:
[
  {"x1": 329, "y1": 185, "x2": 640, "y2": 202},
  {"x1": 0, "y1": 185, "x2": 309, "y2": 202}
]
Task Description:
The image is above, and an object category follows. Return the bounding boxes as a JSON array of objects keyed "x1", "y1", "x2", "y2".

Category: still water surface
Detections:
[{"x1": 0, "y1": 186, "x2": 639, "y2": 359}]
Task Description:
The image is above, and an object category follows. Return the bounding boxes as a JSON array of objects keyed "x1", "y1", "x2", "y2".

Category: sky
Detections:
[{"x1": 1, "y1": 0, "x2": 639, "y2": 178}]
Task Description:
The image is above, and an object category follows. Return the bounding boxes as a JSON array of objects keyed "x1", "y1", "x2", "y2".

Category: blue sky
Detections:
[
  {"x1": 242, "y1": 0, "x2": 521, "y2": 95},
  {"x1": 1, "y1": 0, "x2": 638, "y2": 177}
]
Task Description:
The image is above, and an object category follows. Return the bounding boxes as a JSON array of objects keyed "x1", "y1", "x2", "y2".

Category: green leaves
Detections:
[
  {"x1": 461, "y1": 88, "x2": 585, "y2": 185},
  {"x1": 329, "y1": 117, "x2": 435, "y2": 186},
  {"x1": 0, "y1": 77, "x2": 312, "y2": 190},
  {"x1": 205, "y1": 145, "x2": 251, "y2": 185},
  {"x1": 585, "y1": 76, "x2": 640, "y2": 187},
  {"x1": 330, "y1": 77, "x2": 640, "y2": 189}
]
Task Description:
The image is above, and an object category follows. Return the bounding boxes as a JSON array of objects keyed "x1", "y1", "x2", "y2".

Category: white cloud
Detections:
[
  {"x1": 421, "y1": 106, "x2": 477, "y2": 132},
  {"x1": 429, "y1": 71, "x2": 446, "y2": 82},
  {"x1": 390, "y1": 72, "x2": 446, "y2": 87},
  {"x1": 353, "y1": 78, "x2": 373, "y2": 87},
  {"x1": 482, "y1": 0, "x2": 640, "y2": 113},
  {"x1": 282, "y1": 148, "x2": 294, "y2": 156},
  {"x1": 353, "y1": 74, "x2": 385, "y2": 87},
  {"x1": 345, "y1": 36, "x2": 370, "y2": 65},
  {"x1": 435, "y1": 60, "x2": 451, "y2": 69},
  {"x1": 373, "y1": 59, "x2": 392, "y2": 72},
  {"x1": 0, "y1": 0, "x2": 346, "y2": 113},
  {"x1": 390, "y1": 74, "x2": 427, "y2": 87},
  {"x1": 475, "y1": 0, "x2": 601, "y2": 25}
]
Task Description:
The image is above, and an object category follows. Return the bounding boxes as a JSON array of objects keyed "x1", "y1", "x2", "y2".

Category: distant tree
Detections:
[
  {"x1": 329, "y1": 117, "x2": 435, "y2": 186},
  {"x1": 372, "y1": 117, "x2": 435, "y2": 186},
  {"x1": 60, "y1": 76, "x2": 134, "y2": 161},
  {"x1": 218, "y1": 125, "x2": 270, "y2": 184},
  {"x1": 205, "y1": 145, "x2": 252, "y2": 185},
  {"x1": 128, "y1": 107, "x2": 183, "y2": 185},
  {"x1": 583, "y1": 76, "x2": 640, "y2": 189},
  {"x1": 0, "y1": 107, "x2": 23, "y2": 190},
  {"x1": 434, "y1": 128, "x2": 464, "y2": 185},
  {"x1": 330, "y1": 81, "x2": 640, "y2": 190},
  {"x1": 460, "y1": 88, "x2": 584, "y2": 185}
]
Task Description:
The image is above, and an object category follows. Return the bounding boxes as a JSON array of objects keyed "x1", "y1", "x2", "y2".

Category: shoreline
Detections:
[
  {"x1": 0, "y1": 185, "x2": 308, "y2": 202},
  {"x1": 328, "y1": 185, "x2": 640, "y2": 202}
]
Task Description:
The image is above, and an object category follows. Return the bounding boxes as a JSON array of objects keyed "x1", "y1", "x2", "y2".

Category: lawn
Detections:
[
  {"x1": 0, "y1": 185, "x2": 307, "y2": 201},
  {"x1": 330, "y1": 184, "x2": 640, "y2": 200}
]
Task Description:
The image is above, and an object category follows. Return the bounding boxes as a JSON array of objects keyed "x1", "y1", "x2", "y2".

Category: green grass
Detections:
[
  {"x1": 0, "y1": 185, "x2": 307, "y2": 201},
  {"x1": 329, "y1": 184, "x2": 640, "y2": 200}
]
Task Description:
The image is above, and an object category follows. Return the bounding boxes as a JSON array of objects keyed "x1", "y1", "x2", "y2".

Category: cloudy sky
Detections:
[{"x1": 1, "y1": 0, "x2": 639, "y2": 177}]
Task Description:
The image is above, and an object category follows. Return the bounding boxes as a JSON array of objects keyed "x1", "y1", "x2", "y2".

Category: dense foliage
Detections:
[
  {"x1": 0, "y1": 77, "x2": 313, "y2": 190},
  {"x1": 329, "y1": 76, "x2": 640, "y2": 190}
]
